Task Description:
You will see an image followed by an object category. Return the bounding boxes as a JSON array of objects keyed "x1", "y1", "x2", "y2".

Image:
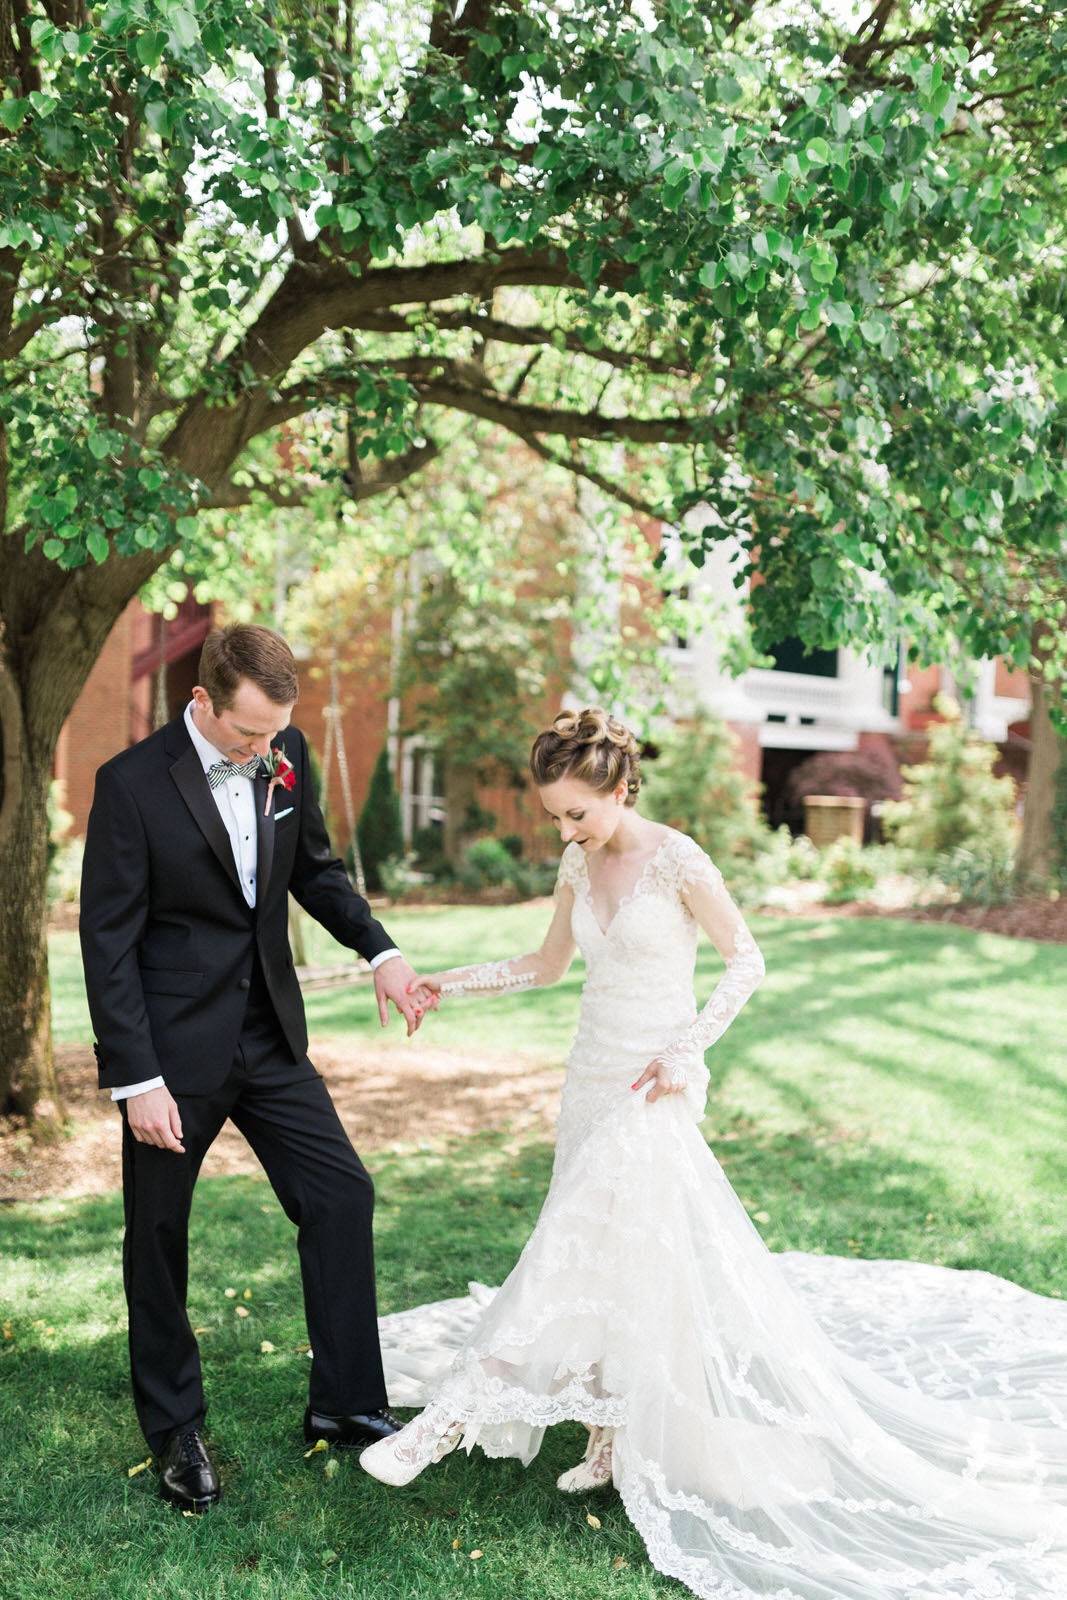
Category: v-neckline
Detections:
[{"x1": 579, "y1": 831, "x2": 673, "y2": 938}]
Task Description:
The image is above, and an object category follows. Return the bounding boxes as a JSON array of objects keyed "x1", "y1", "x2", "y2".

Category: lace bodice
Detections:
[{"x1": 439, "y1": 830, "x2": 764, "y2": 1095}]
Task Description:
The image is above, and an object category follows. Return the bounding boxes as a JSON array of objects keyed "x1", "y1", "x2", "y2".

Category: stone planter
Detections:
[{"x1": 802, "y1": 794, "x2": 866, "y2": 848}]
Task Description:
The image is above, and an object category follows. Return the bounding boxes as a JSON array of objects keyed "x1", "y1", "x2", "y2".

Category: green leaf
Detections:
[
  {"x1": 169, "y1": 7, "x2": 200, "y2": 50},
  {"x1": 859, "y1": 317, "x2": 886, "y2": 344},
  {"x1": 1053, "y1": 372, "x2": 1067, "y2": 401},
  {"x1": 805, "y1": 137, "x2": 830, "y2": 166},
  {"x1": 715, "y1": 76, "x2": 743, "y2": 104},
  {"x1": 0, "y1": 98, "x2": 28, "y2": 132},
  {"x1": 87, "y1": 530, "x2": 109, "y2": 564},
  {"x1": 87, "y1": 432, "x2": 112, "y2": 460},
  {"x1": 135, "y1": 30, "x2": 167, "y2": 68},
  {"x1": 759, "y1": 171, "x2": 791, "y2": 206}
]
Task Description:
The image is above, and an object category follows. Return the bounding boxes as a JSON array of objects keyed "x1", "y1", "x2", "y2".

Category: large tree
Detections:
[{"x1": 1, "y1": 0, "x2": 1064, "y2": 1123}]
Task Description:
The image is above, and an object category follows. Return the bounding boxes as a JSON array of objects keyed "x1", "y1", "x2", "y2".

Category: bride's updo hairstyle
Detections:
[{"x1": 529, "y1": 708, "x2": 642, "y2": 806}]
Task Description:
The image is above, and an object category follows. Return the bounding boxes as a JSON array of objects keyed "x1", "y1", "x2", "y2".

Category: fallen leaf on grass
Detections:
[
  {"x1": 224, "y1": 1288, "x2": 236, "y2": 1298},
  {"x1": 304, "y1": 1440, "x2": 329, "y2": 1457},
  {"x1": 753, "y1": 1211, "x2": 771, "y2": 1225},
  {"x1": 192, "y1": 1327, "x2": 210, "y2": 1335},
  {"x1": 470, "y1": 1550, "x2": 483, "y2": 1560},
  {"x1": 260, "y1": 1341, "x2": 276, "y2": 1353},
  {"x1": 127, "y1": 1457, "x2": 152, "y2": 1478},
  {"x1": 613, "y1": 1556, "x2": 628, "y2": 1570},
  {"x1": 243, "y1": 1289, "x2": 252, "y2": 1300},
  {"x1": 451, "y1": 1539, "x2": 462, "y2": 1551},
  {"x1": 586, "y1": 1513, "x2": 601, "y2": 1530},
  {"x1": 235, "y1": 1306, "x2": 249, "y2": 1318},
  {"x1": 324, "y1": 1457, "x2": 339, "y2": 1479}
]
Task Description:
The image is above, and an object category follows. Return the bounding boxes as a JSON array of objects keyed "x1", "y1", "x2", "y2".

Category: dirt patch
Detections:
[{"x1": 0, "y1": 1040, "x2": 562, "y2": 1205}]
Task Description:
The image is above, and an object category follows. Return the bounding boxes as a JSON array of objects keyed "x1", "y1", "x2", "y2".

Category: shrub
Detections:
[
  {"x1": 411, "y1": 823, "x2": 449, "y2": 879},
  {"x1": 785, "y1": 746, "x2": 903, "y2": 805},
  {"x1": 784, "y1": 746, "x2": 902, "y2": 840},
  {"x1": 458, "y1": 836, "x2": 515, "y2": 889},
  {"x1": 880, "y1": 697, "x2": 1017, "y2": 862},
  {"x1": 821, "y1": 836, "x2": 879, "y2": 904},
  {"x1": 643, "y1": 712, "x2": 770, "y2": 864},
  {"x1": 355, "y1": 746, "x2": 405, "y2": 892},
  {"x1": 933, "y1": 845, "x2": 1017, "y2": 908}
]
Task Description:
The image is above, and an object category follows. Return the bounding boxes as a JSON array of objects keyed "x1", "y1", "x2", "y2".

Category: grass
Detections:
[{"x1": 15, "y1": 907, "x2": 1067, "y2": 1596}]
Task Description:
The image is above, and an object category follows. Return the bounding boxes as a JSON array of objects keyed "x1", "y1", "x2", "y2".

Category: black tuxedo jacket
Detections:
[{"x1": 80, "y1": 713, "x2": 395, "y2": 1095}]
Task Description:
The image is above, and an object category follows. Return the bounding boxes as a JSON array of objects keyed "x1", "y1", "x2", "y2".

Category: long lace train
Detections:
[{"x1": 373, "y1": 831, "x2": 1067, "y2": 1599}]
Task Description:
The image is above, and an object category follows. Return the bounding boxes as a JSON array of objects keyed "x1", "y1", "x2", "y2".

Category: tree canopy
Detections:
[{"x1": 2, "y1": 0, "x2": 1066, "y2": 1121}]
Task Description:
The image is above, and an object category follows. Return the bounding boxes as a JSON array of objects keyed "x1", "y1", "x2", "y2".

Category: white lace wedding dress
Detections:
[{"x1": 375, "y1": 829, "x2": 1067, "y2": 1600}]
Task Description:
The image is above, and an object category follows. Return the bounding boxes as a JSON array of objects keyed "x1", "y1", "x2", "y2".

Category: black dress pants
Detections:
[{"x1": 120, "y1": 986, "x2": 387, "y2": 1452}]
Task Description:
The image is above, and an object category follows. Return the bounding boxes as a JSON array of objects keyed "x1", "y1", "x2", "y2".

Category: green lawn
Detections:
[{"x1": 11, "y1": 909, "x2": 1066, "y2": 1597}]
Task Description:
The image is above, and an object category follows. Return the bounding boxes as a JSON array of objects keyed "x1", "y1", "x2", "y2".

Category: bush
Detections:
[
  {"x1": 643, "y1": 712, "x2": 770, "y2": 864},
  {"x1": 821, "y1": 836, "x2": 879, "y2": 904},
  {"x1": 355, "y1": 746, "x2": 404, "y2": 892},
  {"x1": 457, "y1": 836, "x2": 516, "y2": 889},
  {"x1": 411, "y1": 823, "x2": 449, "y2": 879},
  {"x1": 785, "y1": 746, "x2": 903, "y2": 807},
  {"x1": 932, "y1": 845, "x2": 1017, "y2": 908},
  {"x1": 880, "y1": 697, "x2": 1017, "y2": 862},
  {"x1": 784, "y1": 746, "x2": 902, "y2": 840}
]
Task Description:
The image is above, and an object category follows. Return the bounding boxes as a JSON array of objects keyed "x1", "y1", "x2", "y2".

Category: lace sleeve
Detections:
[
  {"x1": 656, "y1": 838, "x2": 765, "y2": 1086},
  {"x1": 438, "y1": 856, "x2": 577, "y2": 998}
]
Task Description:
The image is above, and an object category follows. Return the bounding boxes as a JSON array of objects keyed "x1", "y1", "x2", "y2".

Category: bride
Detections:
[{"x1": 361, "y1": 708, "x2": 1067, "y2": 1600}]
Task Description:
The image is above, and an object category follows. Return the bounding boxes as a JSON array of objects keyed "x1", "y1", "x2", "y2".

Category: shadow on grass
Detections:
[{"x1": 4, "y1": 1115, "x2": 1064, "y2": 1598}]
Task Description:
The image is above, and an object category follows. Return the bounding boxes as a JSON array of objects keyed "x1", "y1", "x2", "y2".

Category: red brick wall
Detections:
[{"x1": 58, "y1": 602, "x2": 136, "y2": 835}]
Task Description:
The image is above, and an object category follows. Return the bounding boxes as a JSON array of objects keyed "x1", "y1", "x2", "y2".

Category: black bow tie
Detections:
[{"x1": 207, "y1": 757, "x2": 261, "y2": 789}]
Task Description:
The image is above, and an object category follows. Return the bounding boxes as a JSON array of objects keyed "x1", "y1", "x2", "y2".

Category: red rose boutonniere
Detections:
[{"x1": 263, "y1": 748, "x2": 296, "y2": 816}]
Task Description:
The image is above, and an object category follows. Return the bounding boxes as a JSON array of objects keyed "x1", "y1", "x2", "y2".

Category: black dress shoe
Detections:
[
  {"x1": 158, "y1": 1425, "x2": 221, "y2": 1512},
  {"x1": 303, "y1": 1405, "x2": 402, "y2": 1450}
]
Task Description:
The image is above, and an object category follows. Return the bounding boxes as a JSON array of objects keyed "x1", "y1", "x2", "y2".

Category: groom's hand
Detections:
[
  {"x1": 374, "y1": 957, "x2": 430, "y2": 1036},
  {"x1": 126, "y1": 1085, "x2": 186, "y2": 1153}
]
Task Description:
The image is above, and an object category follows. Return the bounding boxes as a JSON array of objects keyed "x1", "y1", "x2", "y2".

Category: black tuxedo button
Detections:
[{"x1": 239, "y1": 978, "x2": 251, "y2": 990}]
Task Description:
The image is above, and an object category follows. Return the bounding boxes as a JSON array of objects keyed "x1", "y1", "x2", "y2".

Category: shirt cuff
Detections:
[
  {"x1": 111, "y1": 1076, "x2": 166, "y2": 1102},
  {"x1": 369, "y1": 948, "x2": 403, "y2": 971}
]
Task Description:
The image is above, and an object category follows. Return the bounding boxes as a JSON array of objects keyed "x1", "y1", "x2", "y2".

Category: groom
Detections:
[{"x1": 80, "y1": 624, "x2": 420, "y2": 1512}]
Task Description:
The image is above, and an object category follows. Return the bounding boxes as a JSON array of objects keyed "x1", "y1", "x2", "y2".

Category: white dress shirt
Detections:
[{"x1": 112, "y1": 702, "x2": 401, "y2": 1100}]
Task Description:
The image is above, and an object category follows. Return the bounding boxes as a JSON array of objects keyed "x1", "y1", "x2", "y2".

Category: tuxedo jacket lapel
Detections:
[
  {"x1": 167, "y1": 725, "x2": 245, "y2": 899},
  {"x1": 254, "y1": 772, "x2": 275, "y2": 910}
]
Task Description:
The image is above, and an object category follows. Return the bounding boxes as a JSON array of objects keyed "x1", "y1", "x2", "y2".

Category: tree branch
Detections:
[
  {"x1": 349, "y1": 308, "x2": 690, "y2": 376},
  {"x1": 518, "y1": 432, "x2": 665, "y2": 521},
  {"x1": 205, "y1": 440, "x2": 441, "y2": 510}
]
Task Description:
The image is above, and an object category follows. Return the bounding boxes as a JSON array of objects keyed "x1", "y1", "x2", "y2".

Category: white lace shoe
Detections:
[
  {"x1": 556, "y1": 1425, "x2": 614, "y2": 1492},
  {"x1": 359, "y1": 1404, "x2": 464, "y2": 1487}
]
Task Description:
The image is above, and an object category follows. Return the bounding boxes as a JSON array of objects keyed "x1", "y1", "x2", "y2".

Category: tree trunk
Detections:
[
  {"x1": 0, "y1": 671, "x2": 62, "y2": 1128},
  {"x1": 0, "y1": 541, "x2": 166, "y2": 1127},
  {"x1": 1017, "y1": 665, "x2": 1063, "y2": 883},
  {"x1": 443, "y1": 759, "x2": 479, "y2": 863}
]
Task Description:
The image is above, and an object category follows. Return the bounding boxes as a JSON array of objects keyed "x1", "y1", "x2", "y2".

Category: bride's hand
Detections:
[
  {"x1": 406, "y1": 973, "x2": 444, "y2": 1011},
  {"x1": 631, "y1": 1058, "x2": 686, "y2": 1103}
]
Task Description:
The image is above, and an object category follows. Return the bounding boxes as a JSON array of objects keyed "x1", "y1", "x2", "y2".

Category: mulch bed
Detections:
[{"x1": 860, "y1": 896, "x2": 1067, "y2": 944}]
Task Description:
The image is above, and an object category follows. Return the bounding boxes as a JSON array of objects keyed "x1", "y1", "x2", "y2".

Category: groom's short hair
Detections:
[{"x1": 199, "y1": 625, "x2": 300, "y2": 712}]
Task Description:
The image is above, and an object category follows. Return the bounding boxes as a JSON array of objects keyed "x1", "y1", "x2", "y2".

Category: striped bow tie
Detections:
[{"x1": 207, "y1": 757, "x2": 261, "y2": 789}]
